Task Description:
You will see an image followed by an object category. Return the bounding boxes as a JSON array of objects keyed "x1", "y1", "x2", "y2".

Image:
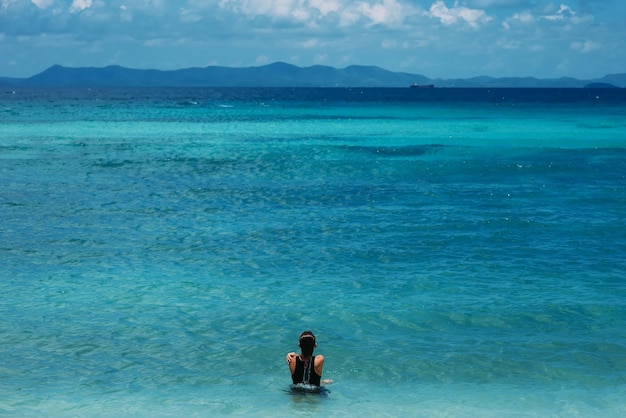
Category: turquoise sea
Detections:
[{"x1": 1, "y1": 87, "x2": 625, "y2": 417}]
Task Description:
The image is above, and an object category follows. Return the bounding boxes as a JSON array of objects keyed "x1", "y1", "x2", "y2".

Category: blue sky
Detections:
[{"x1": 1, "y1": 0, "x2": 624, "y2": 78}]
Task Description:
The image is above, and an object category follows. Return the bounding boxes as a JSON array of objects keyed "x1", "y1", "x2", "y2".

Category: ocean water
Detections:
[{"x1": 1, "y1": 87, "x2": 625, "y2": 417}]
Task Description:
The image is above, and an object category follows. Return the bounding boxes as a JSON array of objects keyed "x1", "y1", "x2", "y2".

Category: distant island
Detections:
[{"x1": 0, "y1": 62, "x2": 624, "y2": 88}]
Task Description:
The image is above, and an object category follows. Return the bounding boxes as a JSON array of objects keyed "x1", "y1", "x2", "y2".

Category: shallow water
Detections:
[{"x1": 1, "y1": 88, "x2": 625, "y2": 416}]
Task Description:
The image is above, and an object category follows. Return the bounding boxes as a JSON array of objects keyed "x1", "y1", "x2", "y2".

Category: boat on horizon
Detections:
[{"x1": 410, "y1": 83, "x2": 435, "y2": 88}]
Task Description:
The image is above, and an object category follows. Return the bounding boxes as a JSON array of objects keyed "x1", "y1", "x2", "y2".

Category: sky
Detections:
[{"x1": 1, "y1": 0, "x2": 624, "y2": 79}]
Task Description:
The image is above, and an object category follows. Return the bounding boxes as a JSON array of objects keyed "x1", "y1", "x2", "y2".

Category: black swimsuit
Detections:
[{"x1": 292, "y1": 356, "x2": 321, "y2": 386}]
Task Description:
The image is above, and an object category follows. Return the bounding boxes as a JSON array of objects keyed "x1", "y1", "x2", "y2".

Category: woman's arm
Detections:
[
  {"x1": 314, "y1": 355, "x2": 334, "y2": 384},
  {"x1": 314, "y1": 354, "x2": 324, "y2": 376},
  {"x1": 286, "y1": 352, "x2": 297, "y2": 374}
]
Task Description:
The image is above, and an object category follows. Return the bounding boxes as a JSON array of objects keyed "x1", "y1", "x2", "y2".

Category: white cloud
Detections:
[
  {"x1": 338, "y1": 7, "x2": 360, "y2": 26},
  {"x1": 309, "y1": 0, "x2": 340, "y2": 16},
  {"x1": 220, "y1": 0, "x2": 310, "y2": 21},
  {"x1": 31, "y1": 0, "x2": 55, "y2": 9},
  {"x1": 535, "y1": 4, "x2": 594, "y2": 26},
  {"x1": 255, "y1": 54, "x2": 271, "y2": 65},
  {"x1": 381, "y1": 38, "x2": 398, "y2": 48},
  {"x1": 542, "y1": 4, "x2": 574, "y2": 21},
  {"x1": 571, "y1": 40, "x2": 601, "y2": 53},
  {"x1": 504, "y1": 4, "x2": 592, "y2": 29},
  {"x1": 300, "y1": 38, "x2": 319, "y2": 48},
  {"x1": 496, "y1": 38, "x2": 521, "y2": 49},
  {"x1": 358, "y1": 0, "x2": 405, "y2": 26},
  {"x1": 69, "y1": 0, "x2": 92, "y2": 14},
  {"x1": 469, "y1": 0, "x2": 524, "y2": 6},
  {"x1": 502, "y1": 10, "x2": 534, "y2": 29},
  {"x1": 217, "y1": 0, "x2": 413, "y2": 27},
  {"x1": 428, "y1": 0, "x2": 492, "y2": 28},
  {"x1": 179, "y1": 7, "x2": 202, "y2": 23}
]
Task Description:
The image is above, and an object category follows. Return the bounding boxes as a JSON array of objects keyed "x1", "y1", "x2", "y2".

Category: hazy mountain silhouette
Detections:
[{"x1": 0, "y1": 62, "x2": 624, "y2": 88}]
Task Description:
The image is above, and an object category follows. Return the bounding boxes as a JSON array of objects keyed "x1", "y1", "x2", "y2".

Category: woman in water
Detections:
[{"x1": 285, "y1": 331, "x2": 326, "y2": 387}]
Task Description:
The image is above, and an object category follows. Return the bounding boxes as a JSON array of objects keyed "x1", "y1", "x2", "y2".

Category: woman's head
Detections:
[{"x1": 298, "y1": 331, "x2": 316, "y2": 356}]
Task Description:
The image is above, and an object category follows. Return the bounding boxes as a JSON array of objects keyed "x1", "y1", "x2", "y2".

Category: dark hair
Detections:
[{"x1": 299, "y1": 331, "x2": 316, "y2": 357}]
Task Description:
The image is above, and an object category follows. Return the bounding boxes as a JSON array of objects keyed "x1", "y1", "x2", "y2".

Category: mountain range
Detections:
[{"x1": 1, "y1": 62, "x2": 624, "y2": 88}]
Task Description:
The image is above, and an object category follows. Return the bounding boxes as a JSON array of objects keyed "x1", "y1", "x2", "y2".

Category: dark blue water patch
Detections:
[
  {"x1": 4, "y1": 87, "x2": 626, "y2": 105},
  {"x1": 91, "y1": 159, "x2": 143, "y2": 168},
  {"x1": 341, "y1": 144, "x2": 446, "y2": 157}
]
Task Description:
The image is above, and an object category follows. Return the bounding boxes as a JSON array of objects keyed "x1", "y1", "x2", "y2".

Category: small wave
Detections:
[{"x1": 286, "y1": 384, "x2": 329, "y2": 396}]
